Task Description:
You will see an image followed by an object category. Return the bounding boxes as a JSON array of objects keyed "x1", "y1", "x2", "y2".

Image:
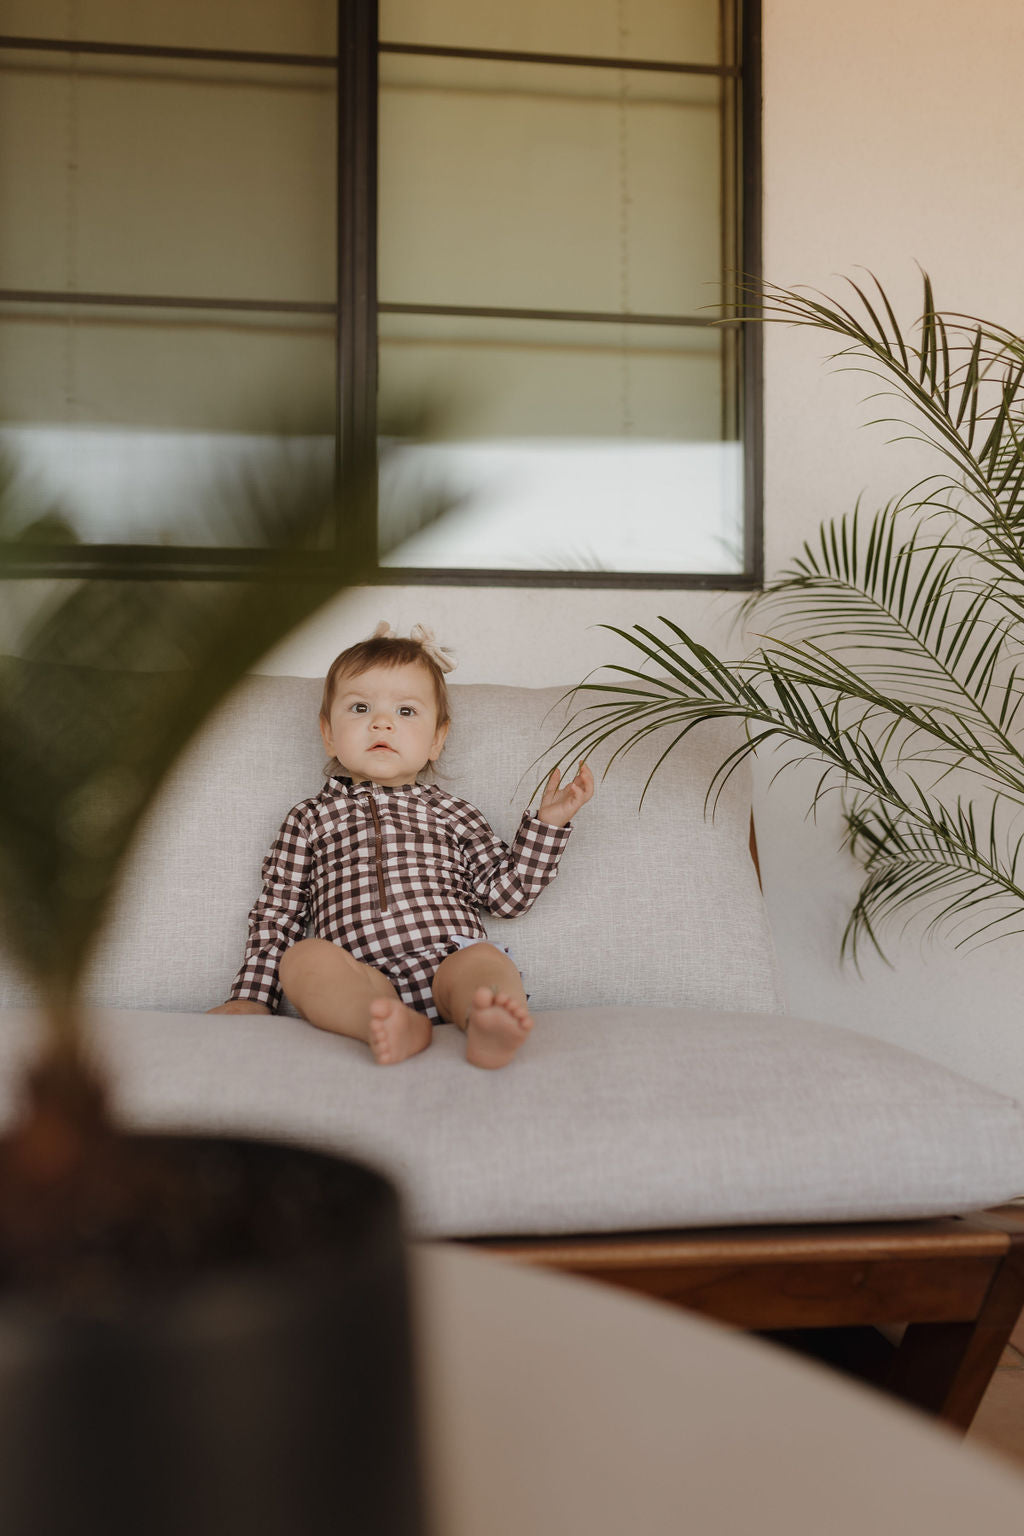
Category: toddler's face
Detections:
[{"x1": 320, "y1": 660, "x2": 448, "y2": 786}]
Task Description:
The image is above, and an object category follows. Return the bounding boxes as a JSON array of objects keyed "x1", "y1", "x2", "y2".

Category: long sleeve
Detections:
[
  {"x1": 459, "y1": 807, "x2": 572, "y2": 917},
  {"x1": 228, "y1": 801, "x2": 314, "y2": 1011}
]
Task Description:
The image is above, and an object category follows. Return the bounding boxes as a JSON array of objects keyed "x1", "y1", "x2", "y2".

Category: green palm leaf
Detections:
[
  {"x1": 550, "y1": 271, "x2": 1024, "y2": 960},
  {"x1": 842, "y1": 795, "x2": 1024, "y2": 959}
]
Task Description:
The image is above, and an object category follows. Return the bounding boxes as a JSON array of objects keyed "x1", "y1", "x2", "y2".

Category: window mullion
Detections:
[
  {"x1": 740, "y1": 0, "x2": 763, "y2": 586},
  {"x1": 337, "y1": 0, "x2": 379, "y2": 562}
]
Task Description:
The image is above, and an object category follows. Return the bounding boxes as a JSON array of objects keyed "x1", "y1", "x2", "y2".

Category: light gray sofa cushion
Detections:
[
  {"x1": 1, "y1": 677, "x2": 783, "y2": 1017},
  {"x1": 2, "y1": 671, "x2": 1023, "y2": 1235},
  {"x1": 2, "y1": 1006, "x2": 1021, "y2": 1236}
]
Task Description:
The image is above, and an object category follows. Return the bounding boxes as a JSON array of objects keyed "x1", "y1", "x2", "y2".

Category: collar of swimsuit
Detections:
[{"x1": 330, "y1": 775, "x2": 428, "y2": 795}]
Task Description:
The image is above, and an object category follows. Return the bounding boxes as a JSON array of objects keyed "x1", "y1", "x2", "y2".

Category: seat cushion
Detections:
[{"x1": 2, "y1": 1005, "x2": 1020, "y2": 1236}]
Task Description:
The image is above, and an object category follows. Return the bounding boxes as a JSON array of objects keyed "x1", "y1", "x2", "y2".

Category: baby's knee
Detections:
[
  {"x1": 466, "y1": 941, "x2": 513, "y2": 963},
  {"x1": 280, "y1": 937, "x2": 314, "y2": 985},
  {"x1": 434, "y1": 942, "x2": 512, "y2": 992},
  {"x1": 281, "y1": 937, "x2": 353, "y2": 987},
  {"x1": 472, "y1": 942, "x2": 517, "y2": 973}
]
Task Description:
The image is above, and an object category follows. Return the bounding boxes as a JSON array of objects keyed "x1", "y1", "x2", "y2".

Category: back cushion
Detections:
[{"x1": 1, "y1": 676, "x2": 783, "y2": 1015}]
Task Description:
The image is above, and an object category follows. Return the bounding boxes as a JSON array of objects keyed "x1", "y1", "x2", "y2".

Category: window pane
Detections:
[
  {"x1": 0, "y1": 52, "x2": 335, "y2": 301},
  {"x1": 0, "y1": 304, "x2": 334, "y2": 544},
  {"x1": 379, "y1": 55, "x2": 721, "y2": 317},
  {"x1": 378, "y1": 313, "x2": 743, "y2": 574},
  {"x1": 380, "y1": 0, "x2": 721, "y2": 67},
  {"x1": 0, "y1": 0, "x2": 336, "y2": 53}
]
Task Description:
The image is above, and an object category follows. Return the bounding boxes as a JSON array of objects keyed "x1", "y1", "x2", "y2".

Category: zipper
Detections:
[{"x1": 366, "y1": 794, "x2": 389, "y2": 911}]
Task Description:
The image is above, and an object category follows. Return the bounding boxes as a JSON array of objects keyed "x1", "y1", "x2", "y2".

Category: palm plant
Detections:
[{"x1": 548, "y1": 272, "x2": 1024, "y2": 962}]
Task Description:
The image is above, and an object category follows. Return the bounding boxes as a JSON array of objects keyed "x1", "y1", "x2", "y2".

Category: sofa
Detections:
[{"x1": 2, "y1": 674, "x2": 1024, "y2": 1427}]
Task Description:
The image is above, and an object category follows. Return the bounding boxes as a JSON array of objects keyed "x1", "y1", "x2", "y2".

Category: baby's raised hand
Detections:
[{"x1": 538, "y1": 762, "x2": 595, "y2": 827}]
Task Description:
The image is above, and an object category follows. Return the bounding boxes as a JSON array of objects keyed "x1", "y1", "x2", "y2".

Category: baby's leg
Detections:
[
  {"x1": 280, "y1": 938, "x2": 431, "y2": 1066},
  {"x1": 431, "y1": 944, "x2": 533, "y2": 1070}
]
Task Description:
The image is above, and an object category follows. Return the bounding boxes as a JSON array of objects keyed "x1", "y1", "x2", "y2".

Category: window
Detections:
[{"x1": 0, "y1": 0, "x2": 761, "y2": 584}]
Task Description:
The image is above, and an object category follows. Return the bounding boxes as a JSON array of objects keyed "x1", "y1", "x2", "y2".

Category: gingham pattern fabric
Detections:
[{"x1": 228, "y1": 776, "x2": 572, "y2": 1017}]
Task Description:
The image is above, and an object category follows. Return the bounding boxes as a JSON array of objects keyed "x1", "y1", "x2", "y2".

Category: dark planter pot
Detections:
[{"x1": 0, "y1": 1134, "x2": 425, "y2": 1536}]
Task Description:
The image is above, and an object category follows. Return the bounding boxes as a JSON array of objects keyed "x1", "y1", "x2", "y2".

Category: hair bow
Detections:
[{"x1": 371, "y1": 620, "x2": 457, "y2": 675}]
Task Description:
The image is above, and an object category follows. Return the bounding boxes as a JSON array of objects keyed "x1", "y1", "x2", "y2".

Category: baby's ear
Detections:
[
  {"x1": 428, "y1": 719, "x2": 450, "y2": 761},
  {"x1": 319, "y1": 714, "x2": 335, "y2": 756}
]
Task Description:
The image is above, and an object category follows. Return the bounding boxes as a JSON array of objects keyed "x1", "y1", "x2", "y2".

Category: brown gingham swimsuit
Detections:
[{"x1": 229, "y1": 776, "x2": 572, "y2": 1020}]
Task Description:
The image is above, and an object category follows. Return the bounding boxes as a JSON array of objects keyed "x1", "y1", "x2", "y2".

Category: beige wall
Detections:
[
  {"x1": 4, "y1": 4, "x2": 1020, "y2": 1096},
  {"x1": 266, "y1": 0, "x2": 1024, "y2": 1103},
  {"x1": 754, "y1": 0, "x2": 1024, "y2": 1102}
]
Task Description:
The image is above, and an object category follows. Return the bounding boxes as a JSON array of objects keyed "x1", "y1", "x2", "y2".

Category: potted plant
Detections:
[
  {"x1": 548, "y1": 272, "x2": 1024, "y2": 962},
  {"x1": 0, "y1": 437, "x2": 436, "y2": 1535}
]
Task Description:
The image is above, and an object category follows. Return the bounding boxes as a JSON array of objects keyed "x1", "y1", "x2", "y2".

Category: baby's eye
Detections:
[
  {"x1": 399, "y1": 705, "x2": 416, "y2": 717},
  {"x1": 350, "y1": 702, "x2": 368, "y2": 714}
]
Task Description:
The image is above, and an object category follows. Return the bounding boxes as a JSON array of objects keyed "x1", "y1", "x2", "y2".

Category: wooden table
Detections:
[{"x1": 412, "y1": 1243, "x2": 1024, "y2": 1536}]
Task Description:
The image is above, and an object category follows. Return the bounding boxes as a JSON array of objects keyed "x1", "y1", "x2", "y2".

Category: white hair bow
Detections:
[{"x1": 372, "y1": 620, "x2": 457, "y2": 675}]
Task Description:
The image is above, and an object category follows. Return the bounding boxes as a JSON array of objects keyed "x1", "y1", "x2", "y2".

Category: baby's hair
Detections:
[{"x1": 320, "y1": 632, "x2": 452, "y2": 778}]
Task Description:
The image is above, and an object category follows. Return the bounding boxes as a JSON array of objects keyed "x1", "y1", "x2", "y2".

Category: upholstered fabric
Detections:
[
  {"x1": 1, "y1": 677, "x2": 783, "y2": 1017},
  {"x1": 2, "y1": 672, "x2": 1022, "y2": 1234},
  {"x1": 1, "y1": 1006, "x2": 1022, "y2": 1237}
]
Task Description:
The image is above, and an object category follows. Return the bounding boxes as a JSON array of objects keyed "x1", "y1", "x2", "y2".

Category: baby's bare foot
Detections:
[
  {"x1": 368, "y1": 997, "x2": 432, "y2": 1066},
  {"x1": 464, "y1": 986, "x2": 534, "y2": 1070}
]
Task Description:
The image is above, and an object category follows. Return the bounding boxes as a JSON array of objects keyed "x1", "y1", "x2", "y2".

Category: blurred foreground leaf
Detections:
[{"x1": 0, "y1": 432, "x2": 444, "y2": 1038}]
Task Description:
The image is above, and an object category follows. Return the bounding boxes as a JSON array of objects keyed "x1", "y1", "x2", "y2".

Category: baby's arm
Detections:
[
  {"x1": 457, "y1": 774, "x2": 591, "y2": 917},
  {"x1": 207, "y1": 801, "x2": 314, "y2": 1014}
]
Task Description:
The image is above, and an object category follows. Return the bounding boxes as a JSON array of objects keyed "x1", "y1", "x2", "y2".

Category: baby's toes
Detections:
[{"x1": 498, "y1": 993, "x2": 532, "y2": 1029}]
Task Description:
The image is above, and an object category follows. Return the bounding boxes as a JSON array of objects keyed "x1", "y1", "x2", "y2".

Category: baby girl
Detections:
[{"x1": 209, "y1": 623, "x2": 593, "y2": 1068}]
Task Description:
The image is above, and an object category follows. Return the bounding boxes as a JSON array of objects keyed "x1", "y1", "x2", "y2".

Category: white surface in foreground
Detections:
[{"x1": 413, "y1": 1243, "x2": 1024, "y2": 1536}]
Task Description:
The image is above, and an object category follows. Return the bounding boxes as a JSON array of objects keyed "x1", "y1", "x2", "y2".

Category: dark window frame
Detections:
[{"x1": 0, "y1": 0, "x2": 762, "y2": 586}]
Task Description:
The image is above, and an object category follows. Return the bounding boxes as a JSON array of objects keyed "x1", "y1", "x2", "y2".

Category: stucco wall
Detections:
[{"x1": 261, "y1": 0, "x2": 1024, "y2": 1103}]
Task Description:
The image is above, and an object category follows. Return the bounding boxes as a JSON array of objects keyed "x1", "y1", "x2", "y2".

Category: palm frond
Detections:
[
  {"x1": 545, "y1": 619, "x2": 958, "y2": 821},
  {"x1": 750, "y1": 273, "x2": 1024, "y2": 526},
  {"x1": 551, "y1": 270, "x2": 1024, "y2": 961},
  {"x1": 841, "y1": 795, "x2": 1024, "y2": 960}
]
